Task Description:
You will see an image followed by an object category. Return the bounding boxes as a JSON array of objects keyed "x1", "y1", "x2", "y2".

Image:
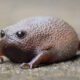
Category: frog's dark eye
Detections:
[
  {"x1": 0, "y1": 30, "x2": 5, "y2": 38},
  {"x1": 16, "y1": 31, "x2": 25, "y2": 38}
]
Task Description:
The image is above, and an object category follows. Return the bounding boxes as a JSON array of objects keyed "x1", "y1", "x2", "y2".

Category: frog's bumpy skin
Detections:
[{"x1": 0, "y1": 17, "x2": 79, "y2": 63}]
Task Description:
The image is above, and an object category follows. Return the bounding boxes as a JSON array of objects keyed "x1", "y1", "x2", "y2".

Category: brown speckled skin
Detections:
[{"x1": 0, "y1": 17, "x2": 79, "y2": 68}]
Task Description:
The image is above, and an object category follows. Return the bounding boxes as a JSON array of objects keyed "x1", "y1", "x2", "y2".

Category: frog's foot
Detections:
[
  {"x1": 20, "y1": 63, "x2": 33, "y2": 69},
  {"x1": 0, "y1": 57, "x2": 4, "y2": 64}
]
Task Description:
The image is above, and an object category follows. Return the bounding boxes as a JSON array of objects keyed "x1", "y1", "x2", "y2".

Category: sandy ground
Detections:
[{"x1": 0, "y1": 0, "x2": 80, "y2": 80}]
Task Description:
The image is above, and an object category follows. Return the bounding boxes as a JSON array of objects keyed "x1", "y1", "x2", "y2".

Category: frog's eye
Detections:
[{"x1": 16, "y1": 31, "x2": 25, "y2": 38}]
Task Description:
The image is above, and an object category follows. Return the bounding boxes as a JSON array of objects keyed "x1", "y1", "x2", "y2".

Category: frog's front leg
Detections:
[
  {"x1": 0, "y1": 53, "x2": 4, "y2": 64},
  {"x1": 20, "y1": 50, "x2": 53, "y2": 69}
]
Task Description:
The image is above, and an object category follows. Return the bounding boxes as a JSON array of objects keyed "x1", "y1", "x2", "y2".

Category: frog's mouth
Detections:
[{"x1": 2, "y1": 45, "x2": 35, "y2": 63}]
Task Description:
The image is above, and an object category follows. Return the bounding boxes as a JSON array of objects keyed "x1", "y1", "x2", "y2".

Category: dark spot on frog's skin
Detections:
[{"x1": 2, "y1": 46, "x2": 35, "y2": 63}]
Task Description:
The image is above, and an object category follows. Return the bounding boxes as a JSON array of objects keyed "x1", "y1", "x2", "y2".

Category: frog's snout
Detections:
[{"x1": 0, "y1": 30, "x2": 5, "y2": 38}]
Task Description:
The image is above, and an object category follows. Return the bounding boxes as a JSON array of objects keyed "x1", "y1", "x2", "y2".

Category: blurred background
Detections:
[{"x1": 0, "y1": 0, "x2": 80, "y2": 33}]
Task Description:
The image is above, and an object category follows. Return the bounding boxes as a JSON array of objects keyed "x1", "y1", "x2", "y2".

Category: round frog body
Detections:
[{"x1": 0, "y1": 17, "x2": 80, "y2": 68}]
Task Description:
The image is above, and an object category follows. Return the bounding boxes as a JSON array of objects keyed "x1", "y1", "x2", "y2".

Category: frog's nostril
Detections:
[{"x1": 0, "y1": 30, "x2": 5, "y2": 38}]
